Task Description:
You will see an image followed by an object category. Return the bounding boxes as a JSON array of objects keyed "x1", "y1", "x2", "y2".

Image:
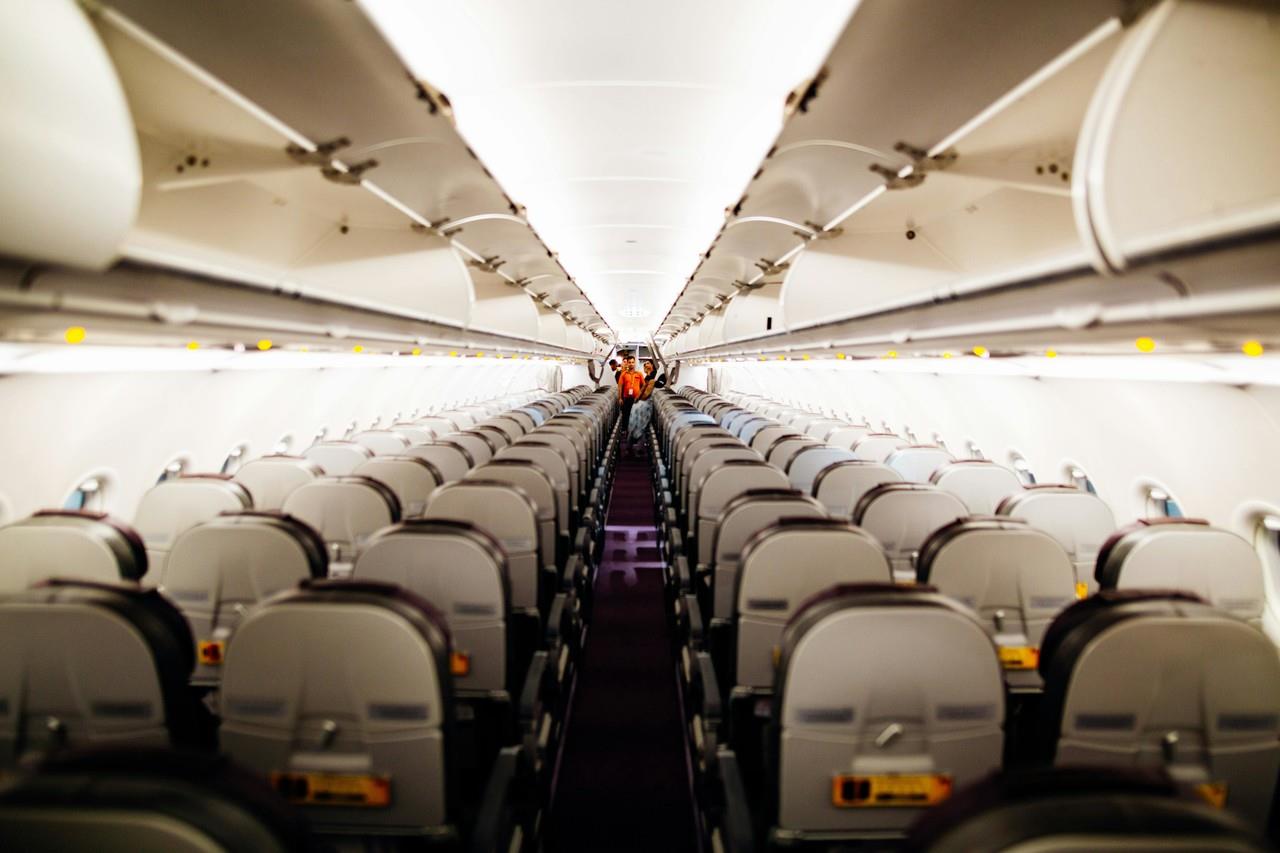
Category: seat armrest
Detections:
[
  {"x1": 714, "y1": 748, "x2": 756, "y2": 853},
  {"x1": 518, "y1": 650, "x2": 551, "y2": 726},
  {"x1": 693, "y1": 651, "x2": 722, "y2": 724},
  {"x1": 469, "y1": 745, "x2": 526, "y2": 853},
  {"x1": 672, "y1": 553, "x2": 692, "y2": 593},
  {"x1": 544, "y1": 594, "x2": 567, "y2": 647},
  {"x1": 683, "y1": 592, "x2": 705, "y2": 648}
]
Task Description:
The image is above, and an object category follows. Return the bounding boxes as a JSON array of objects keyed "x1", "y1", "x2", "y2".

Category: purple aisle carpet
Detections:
[{"x1": 545, "y1": 444, "x2": 698, "y2": 852}]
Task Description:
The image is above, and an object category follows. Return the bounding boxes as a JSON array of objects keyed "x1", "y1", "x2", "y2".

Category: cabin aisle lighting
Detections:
[{"x1": 358, "y1": 0, "x2": 858, "y2": 331}]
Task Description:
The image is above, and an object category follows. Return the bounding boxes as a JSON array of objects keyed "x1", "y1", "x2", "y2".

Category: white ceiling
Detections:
[{"x1": 358, "y1": 0, "x2": 857, "y2": 340}]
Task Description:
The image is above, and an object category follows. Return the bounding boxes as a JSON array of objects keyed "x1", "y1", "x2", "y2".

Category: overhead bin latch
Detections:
[
  {"x1": 870, "y1": 142, "x2": 957, "y2": 190},
  {"x1": 467, "y1": 255, "x2": 506, "y2": 275},
  {"x1": 321, "y1": 159, "x2": 379, "y2": 185},
  {"x1": 285, "y1": 137, "x2": 351, "y2": 165},
  {"x1": 755, "y1": 258, "x2": 790, "y2": 276}
]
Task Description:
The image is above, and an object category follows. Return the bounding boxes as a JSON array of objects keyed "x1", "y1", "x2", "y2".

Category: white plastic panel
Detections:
[{"x1": 0, "y1": 0, "x2": 141, "y2": 268}]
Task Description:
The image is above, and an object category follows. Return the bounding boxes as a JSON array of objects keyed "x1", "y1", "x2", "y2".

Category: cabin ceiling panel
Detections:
[
  {"x1": 95, "y1": 0, "x2": 607, "y2": 347},
  {"x1": 360, "y1": 0, "x2": 859, "y2": 334}
]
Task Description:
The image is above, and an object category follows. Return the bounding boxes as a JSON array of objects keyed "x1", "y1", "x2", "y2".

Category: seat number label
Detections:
[
  {"x1": 197, "y1": 640, "x2": 225, "y2": 666},
  {"x1": 998, "y1": 646, "x2": 1039, "y2": 670},
  {"x1": 270, "y1": 771, "x2": 391, "y2": 807},
  {"x1": 832, "y1": 773, "x2": 952, "y2": 807}
]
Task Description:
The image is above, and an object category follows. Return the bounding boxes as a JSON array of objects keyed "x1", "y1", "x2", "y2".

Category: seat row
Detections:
[
  {"x1": 0, "y1": 385, "x2": 624, "y2": 851},
  {"x1": 646, "y1": 386, "x2": 1278, "y2": 850}
]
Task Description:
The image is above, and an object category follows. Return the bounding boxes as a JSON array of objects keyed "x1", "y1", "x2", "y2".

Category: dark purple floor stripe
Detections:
[{"x1": 545, "y1": 447, "x2": 698, "y2": 852}]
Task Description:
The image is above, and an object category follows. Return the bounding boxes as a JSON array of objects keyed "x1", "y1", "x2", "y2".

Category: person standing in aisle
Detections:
[{"x1": 616, "y1": 352, "x2": 645, "y2": 455}]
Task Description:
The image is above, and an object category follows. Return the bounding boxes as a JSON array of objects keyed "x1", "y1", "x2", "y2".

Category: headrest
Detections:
[
  {"x1": 1094, "y1": 520, "x2": 1263, "y2": 622},
  {"x1": 852, "y1": 483, "x2": 968, "y2": 529},
  {"x1": 233, "y1": 455, "x2": 322, "y2": 510},
  {"x1": 931, "y1": 461, "x2": 1024, "y2": 515},
  {"x1": 902, "y1": 766, "x2": 1265, "y2": 853},
  {"x1": 354, "y1": 456, "x2": 441, "y2": 518},
  {"x1": 302, "y1": 441, "x2": 374, "y2": 475},
  {"x1": 425, "y1": 480, "x2": 538, "y2": 553},
  {"x1": 0, "y1": 511, "x2": 148, "y2": 590},
  {"x1": 849, "y1": 433, "x2": 907, "y2": 463},
  {"x1": 443, "y1": 432, "x2": 493, "y2": 465},
  {"x1": 280, "y1": 476, "x2": 401, "y2": 559},
  {"x1": 165, "y1": 510, "x2": 328, "y2": 592},
  {"x1": 917, "y1": 517, "x2": 1074, "y2": 587},
  {"x1": 351, "y1": 430, "x2": 411, "y2": 456},
  {"x1": 885, "y1": 445, "x2": 955, "y2": 483}
]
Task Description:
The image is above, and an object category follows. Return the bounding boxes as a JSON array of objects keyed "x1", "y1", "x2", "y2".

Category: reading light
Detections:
[
  {"x1": 64, "y1": 326, "x2": 86, "y2": 344},
  {"x1": 187, "y1": 341, "x2": 200, "y2": 351},
  {"x1": 411, "y1": 347, "x2": 422, "y2": 356},
  {"x1": 1045, "y1": 348, "x2": 1058, "y2": 358},
  {"x1": 257, "y1": 339, "x2": 272, "y2": 351},
  {"x1": 972, "y1": 346, "x2": 989, "y2": 358},
  {"x1": 835, "y1": 352, "x2": 846, "y2": 360},
  {"x1": 352, "y1": 345, "x2": 365, "y2": 353},
  {"x1": 1243, "y1": 340, "x2": 1264, "y2": 357},
  {"x1": 941, "y1": 352, "x2": 953, "y2": 359},
  {"x1": 1135, "y1": 336, "x2": 1156, "y2": 353}
]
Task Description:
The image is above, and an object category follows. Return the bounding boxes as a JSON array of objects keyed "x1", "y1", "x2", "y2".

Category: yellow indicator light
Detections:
[
  {"x1": 352, "y1": 345, "x2": 364, "y2": 354},
  {"x1": 758, "y1": 355, "x2": 767, "y2": 361},
  {"x1": 476, "y1": 352, "x2": 485, "y2": 357},
  {"x1": 257, "y1": 339, "x2": 272, "y2": 351},
  {"x1": 186, "y1": 341, "x2": 200, "y2": 351},
  {"x1": 801, "y1": 354, "x2": 811, "y2": 360},
  {"x1": 411, "y1": 347, "x2": 422, "y2": 356},
  {"x1": 941, "y1": 352, "x2": 953, "y2": 359},
  {"x1": 885, "y1": 350, "x2": 898, "y2": 359},
  {"x1": 64, "y1": 326, "x2": 86, "y2": 345},
  {"x1": 449, "y1": 350, "x2": 459, "y2": 357},
  {"x1": 495, "y1": 353, "x2": 504, "y2": 359},
  {"x1": 300, "y1": 346, "x2": 309, "y2": 352},
  {"x1": 972, "y1": 346, "x2": 988, "y2": 358},
  {"x1": 1045, "y1": 348, "x2": 1058, "y2": 358},
  {"x1": 776, "y1": 354, "x2": 786, "y2": 361},
  {"x1": 450, "y1": 651, "x2": 471, "y2": 677},
  {"x1": 835, "y1": 352, "x2": 846, "y2": 360},
  {"x1": 1135, "y1": 336, "x2": 1156, "y2": 353},
  {"x1": 1243, "y1": 340, "x2": 1264, "y2": 357}
]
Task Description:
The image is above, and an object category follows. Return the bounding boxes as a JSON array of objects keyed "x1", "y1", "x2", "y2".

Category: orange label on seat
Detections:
[
  {"x1": 270, "y1": 771, "x2": 391, "y2": 807},
  {"x1": 1075, "y1": 583, "x2": 1088, "y2": 600},
  {"x1": 998, "y1": 646, "x2": 1039, "y2": 670},
  {"x1": 197, "y1": 640, "x2": 225, "y2": 666},
  {"x1": 832, "y1": 773, "x2": 952, "y2": 808},
  {"x1": 450, "y1": 650, "x2": 471, "y2": 677},
  {"x1": 1196, "y1": 781, "x2": 1228, "y2": 808}
]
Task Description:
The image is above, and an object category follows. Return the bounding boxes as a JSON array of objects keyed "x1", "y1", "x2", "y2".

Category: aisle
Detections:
[{"x1": 544, "y1": 444, "x2": 699, "y2": 852}]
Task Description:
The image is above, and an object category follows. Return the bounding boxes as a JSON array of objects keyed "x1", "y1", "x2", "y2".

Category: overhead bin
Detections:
[
  {"x1": 41, "y1": 0, "x2": 608, "y2": 348},
  {"x1": 0, "y1": 0, "x2": 141, "y2": 269},
  {"x1": 660, "y1": 0, "x2": 1280, "y2": 360}
]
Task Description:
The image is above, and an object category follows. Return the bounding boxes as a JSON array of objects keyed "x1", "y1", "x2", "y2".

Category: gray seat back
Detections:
[
  {"x1": 471, "y1": 425, "x2": 512, "y2": 452},
  {"x1": 354, "y1": 520, "x2": 509, "y2": 694},
  {"x1": 886, "y1": 445, "x2": 956, "y2": 483},
  {"x1": 425, "y1": 481, "x2": 541, "y2": 611},
  {"x1": 0, "y1": 511, "x2": 146, "y2": 592},
  {"x1": 824, "y1": 424, "x2": 871, "y2": 450},
  {"x1": 468, "y1": 461, "x2": 557, "y2": 568},
  {"x1": 854, "y1": 484, "x2": 969, "y2": 583},
  {"x1": 303, "y1": 441, "x2": 374, "y2": 475},
  {"x1": 998, "y1": 486, "x2": 1117, "y2": 594},
  {"x1": 351, "y1": 430, "x2": 411, "y2": 457},
  {"x1": 501, "y1": 443, "x2": 572, "y2": 534},
  {"x1": 711, "y1": 491, "x2": 826, "y2": 620},
  {"x1": 850, "y1": 433, "x2": 908, "y2": 463},
  {"x1": 775, "y1": 585, "x2": 1003, "y2": 834},
  {"x1": 767, "y1": 436, "x2": 821, "y2": 471},
  {"x1": 749, "y1": 425, "x2": 799, "y2": 456},
  {"x1": 695, "y1": 462, "x2": 791, "y2": 566},
  {"x1": 280, "y1": 476, "x2": 401, "y2": 574},
  {"x1": 1040, "y1": 592, "x2": 1280, "y2": 829},
  {"x1": 1097, "y1": 520, "x2": 1265, "y2": 626},
  {"x1": 403, "y1": 443, "x2": 472, "y2": 483},
  {"x1": 531, "y1": 428, "x2": 587, "y2": 498},
  {"x1": 389, "y1": 422, "x2": 437, "y2": 445},
  {"x1": 687, "y1": 447, "x2": 761, "y2": 535},
  {"x1": 740, "y1": 418, "x2": 781, "y2": 447},
  {"x1": 164, "y1": 511, "x2": 326, "y2": 684},
  {"x1": 442, "y1": 432, "x2": 492, "y2": 466},
  {"x1": 812, "y1": 460, "x2": 903, "y2": 518},
  {"x1": 234, "y1": 455, "x2": 322, "y2": 510},
  {"x1": 354, "y1": 457, "x2": 442, "y2": 519},
  {"x1": 931, "y1": 461, "x2": 1023, "y2": 515},
  {"x1": 788, "y1": 446, "x2": 857, "y2": 494},
  {"x1": 918, "y1": 519, "x2": 1078, "y2": 689},
  {"x1": 220, "y1": 580, "x2": 454, "y2": 834},
  {"x1": 735, "y1": 521, "x2": 892, "y2": 687},
  {"x1": 0, "y1": 580, "x2": 200, "y2": 765},
  {"x1": 415, "y1": 416, "x2": 460, "y2": 436},
  {"x1": 134, "y1": 476, "x2": 252, "y2": 587}
]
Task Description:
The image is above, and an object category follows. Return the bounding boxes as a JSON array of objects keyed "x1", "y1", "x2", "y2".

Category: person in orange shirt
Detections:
[{"x1": 616, "y1": 352, "x2": 645, "y2": 454}]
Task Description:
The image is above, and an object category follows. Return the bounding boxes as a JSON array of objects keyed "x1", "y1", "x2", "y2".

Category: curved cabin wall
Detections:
[
  {"x1": 705, "y1": 361, "x2": 1280, "y2": 536},
  {"x1": 0, "y1": 358, "x2": 562, "y2": 523}
]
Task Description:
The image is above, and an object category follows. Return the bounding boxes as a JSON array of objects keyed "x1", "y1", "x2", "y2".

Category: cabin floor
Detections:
[{"x1": 545, "y1": 444, "x2": 699, "y2": 852}]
